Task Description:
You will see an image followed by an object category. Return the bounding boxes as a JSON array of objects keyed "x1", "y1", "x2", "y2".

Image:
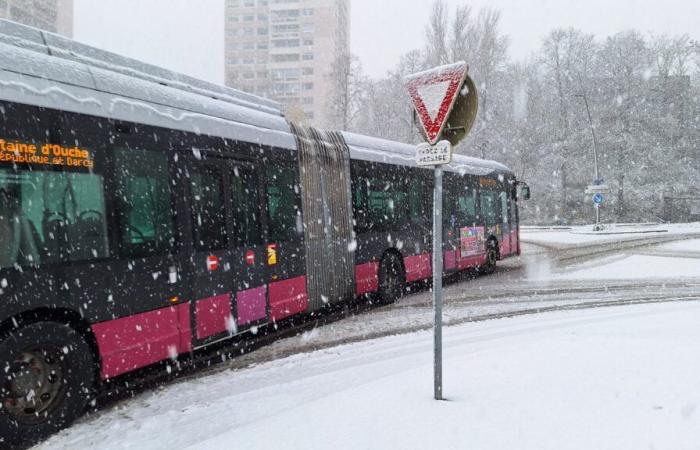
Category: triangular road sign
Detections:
[{"x1": 405, "y1": 62, "x2": 469, "y2": 145}]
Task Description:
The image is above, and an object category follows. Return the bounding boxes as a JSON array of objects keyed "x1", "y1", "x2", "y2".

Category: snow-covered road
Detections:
[
  {"x1": 38, "y1": 301, "x2": 700, "y2": 450},
  {"x1": 32, "y1": 230, "x2": 700, "y2": 449}
]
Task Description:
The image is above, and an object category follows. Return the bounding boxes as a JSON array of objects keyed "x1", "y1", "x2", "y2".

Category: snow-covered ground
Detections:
[
  {"x1": 519, "y1": 224, "x2": 700, "y2": 281},
  {"x1": 521, "y1": 223, "x2": 700, "y2": 249},
  {"x1": 658, "y1": 238, "x2": 700, "y2": 253},
  {"x1": 37, "y1": 301, "x2": 700, "y2": 450},
  {"x1": 28, "y1": 229, "x2": 700, "y2": 449},
  {"x1": 549, "y1": 254, "x2": 700, "y2": 280}
]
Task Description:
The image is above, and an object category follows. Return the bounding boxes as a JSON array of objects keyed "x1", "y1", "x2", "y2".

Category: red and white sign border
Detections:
[{"x1": 404, "y1": 62, "x2": 469, "y2": 145}]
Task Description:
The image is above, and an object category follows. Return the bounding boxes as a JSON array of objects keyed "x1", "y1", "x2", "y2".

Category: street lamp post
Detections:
[{"x1": 575, "y1": 92, "x2": 603, "y2": 230}]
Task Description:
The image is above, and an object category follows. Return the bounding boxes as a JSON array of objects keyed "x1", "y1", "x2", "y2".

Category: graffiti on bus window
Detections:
[{"x1": 459, "y1": 226, "x2": 485, "y2": 257}]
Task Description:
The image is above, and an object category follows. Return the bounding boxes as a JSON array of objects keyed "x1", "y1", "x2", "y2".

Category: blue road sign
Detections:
[{"x1": 593, "y1": 193, "x2": 604, "y2": 205}]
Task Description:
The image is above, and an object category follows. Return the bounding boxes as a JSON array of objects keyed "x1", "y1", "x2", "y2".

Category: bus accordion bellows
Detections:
[{"x1": 0, "y1": 19, "x2": 527, "y2": 445}]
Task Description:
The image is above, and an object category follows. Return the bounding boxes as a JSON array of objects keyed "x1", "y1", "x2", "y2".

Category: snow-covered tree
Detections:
[{"x1": 348, "y1": 3, "x2": 700, "y2": 224}]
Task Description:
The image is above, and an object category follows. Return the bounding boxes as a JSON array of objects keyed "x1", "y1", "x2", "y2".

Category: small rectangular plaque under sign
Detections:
[
  {"x1": 416, "y1": 141, "x2": 452, "y2": 166},
  {"x1": 585, "y1": 185, "x2": 611, "y2": 195}
]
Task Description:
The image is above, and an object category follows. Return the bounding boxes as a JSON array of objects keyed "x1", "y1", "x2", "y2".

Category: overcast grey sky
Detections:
[{"x1": 74, "y1": 0, "x2": 699, "y2": 83}]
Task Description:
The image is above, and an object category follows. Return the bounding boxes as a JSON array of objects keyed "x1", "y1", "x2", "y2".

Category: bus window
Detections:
[
  {"x1": 266, "y1": 166, "x2": 302, "y2": 242},
  {"x1": 351, "y1": 170, "x2": 369, "y2": 232},
  {"x1": 0, "y1": 169, "x2": 108, "y2": 268},
  {"x1": 443, "y1": 179, "x2": 458, "y2": 229},
  {"x1": 191, "y1": 166, "x2": 227, "y2": 251},
  {"x1": 365, "y1": 171, "x2": 408, "y2": 231},
  {"x1": 408, "y1": 172, "x2": 430, "y2": 225},
  {"x1": 457, "y1": 187, "x2": 478, "y2": 225},
  {"x1": 231, "y1": 165, "x2": 261, "y2": 246},
  {"x1": 114, "y1": 149, "x2": 175, "y2": 258},
  {"x1": 481, "y1": 190, "x2": 499, "y2": 227},
  {"x1": 500, "y1": 191, "x2": 510, "y2": 228}
]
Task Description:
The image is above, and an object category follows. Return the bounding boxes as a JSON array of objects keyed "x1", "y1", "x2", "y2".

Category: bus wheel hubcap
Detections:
[{"x1": 2, "y1": 349, "x2": 65, "y2": 422}]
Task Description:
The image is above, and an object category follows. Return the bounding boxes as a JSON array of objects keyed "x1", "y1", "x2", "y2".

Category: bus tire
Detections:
[
  {"x1": 378, "y1": 252, "x2": 405, "y2": 304},
  {"x1": 0, "y1": 321, "x2": 95, "y2": 446},
  {"x1": 481, "y1": 240, "x2": 498, "y2": 275}
]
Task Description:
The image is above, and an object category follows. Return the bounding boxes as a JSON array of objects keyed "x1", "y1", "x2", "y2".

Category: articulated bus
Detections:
[{"x1": 0, "y1": 20, "x2": 527, "y2": 444}]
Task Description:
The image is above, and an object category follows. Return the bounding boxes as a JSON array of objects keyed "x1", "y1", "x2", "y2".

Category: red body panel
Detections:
[
  {"x1": 195, "y1": 294, "x2": 232, "y2": 340},
  {"x1": 269, "y1": 276, "x2": 308, "y2": 322},
  {"x1": 404, "y1": 254, "x2": 431, "y2": 282},
  {"x1": 500, "y1": 238, "x2": 511, "y2": 257},
  {"x1": 179, "y1": 305, "x2": 193, "y2": 354},
  {"x1": 355, "y1": 261, "x2": 379, "y2": 295},
  {"x1": 236, "y1": 286, "x2": 267, "y2": 325},
  {"x1": 457, "y1": 254, "x2": 486, "y2": 270},
  {"x1": 92, "y1": 303, "x2": 191, "y2": 380},
  {"x1": 443, "y1": 250, "x2": 457, "y2": 271}
]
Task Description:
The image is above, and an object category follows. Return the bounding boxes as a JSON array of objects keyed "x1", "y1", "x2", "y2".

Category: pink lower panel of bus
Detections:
[
  {"x1": 500, "y1": 238, "x2": 511, "y2": 257},
  {"x1": 499, "y1": 230, "x2": 520, "y2": 257},
  {"x1": 444, "y1": 250, "x2": 457, "y2": 271},
  {"x1": 269, "y1": 276, "x2": 308, "y2": 322},
  {"x1": 93, "y1": 302, "x2": 191, "y2": 380},
  {"x1": 457, "y1": 254, "x2": 486, "y2": 270},
  {"x1": 355, "y1": 262, "x2": 379, "y2": 295},
  {"x1": 404, "y1": 254, "x2": 431, "y2": 282},
  {"x1": 195, "y1": 294, "x2": 232, "y2": 340},
  {"x1": 237, "y1": 286, "x2": 267, "y2": 325}
]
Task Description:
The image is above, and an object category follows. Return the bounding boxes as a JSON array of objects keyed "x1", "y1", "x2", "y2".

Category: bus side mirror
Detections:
[{"x1": 520, "y1": 185, "x2": 531, "y2": 201}]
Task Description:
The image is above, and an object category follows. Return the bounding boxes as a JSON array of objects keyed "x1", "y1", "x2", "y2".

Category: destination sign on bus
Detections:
[
  {"x1": 0, "y1": 138, "x2": 94, "y2": 168},
  {"x1": 479, "y1": 177, "x2": 498, "y2": 188}
]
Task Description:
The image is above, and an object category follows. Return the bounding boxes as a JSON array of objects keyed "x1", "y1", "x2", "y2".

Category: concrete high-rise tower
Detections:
[
  {"x1": 0, "y1": 0, "x2": 73, "y2": 37},
  {"x1": 225, "y1": 0, "x2": 349, "y2": 126}
]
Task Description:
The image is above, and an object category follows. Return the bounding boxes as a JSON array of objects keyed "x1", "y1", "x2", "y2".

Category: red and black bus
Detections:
[{"x1": 0, "y1": 20, "x2": 527, "y2": 445}]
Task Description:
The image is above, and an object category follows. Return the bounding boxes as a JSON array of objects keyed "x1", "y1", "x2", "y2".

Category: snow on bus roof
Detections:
[
  {"x1": 0, "y1": 19, "x2": 282, "y2": 116},
  {"x1": 342, "y1": 132, "x2": 512, "y2": 176},
  {"x1": 0, "y1": 19, "x2": 513, "y2": 176},
  {"x1": 0, "y1": 19, "x2": 296, "y2": 149}
]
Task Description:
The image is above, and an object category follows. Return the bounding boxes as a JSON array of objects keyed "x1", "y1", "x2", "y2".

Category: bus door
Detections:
[
  {"x1": 479, "y1": 186, "x2": 499, "y2": 238},
  {"x1": 455, "y1": 181, "x2": 483, "y2": 268},
  {"x1": 442, "y1": 175, "x2": 459, "y2": 273},
  {"x1": 186, "y1": 154, "x2": 268, "y2": 349},
  {"x1": 263, "y1": 161, "x2": 308, "y2": 323},
  {"x1": 107, "y1": 143, "x2": 186, "y2": 321},
  {"x1": 499, "y1": 189, "x2": 512, "y2": 256},
  {"x1": 88, "y1": 125, "x2": 192, "y2": 379},
  {"x1": 512, "y1": 183, "x2": 521, "y2": 255}
]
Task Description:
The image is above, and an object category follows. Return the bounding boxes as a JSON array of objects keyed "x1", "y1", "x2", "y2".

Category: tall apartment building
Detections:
[
  {"x1": 225, "y1": 0, "x2": 349, "y2": 126},
  {"x1": 0, "y1": 0, "x2": 73, "y2": 37}
]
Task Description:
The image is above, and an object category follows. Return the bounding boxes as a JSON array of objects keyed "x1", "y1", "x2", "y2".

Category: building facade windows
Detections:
[
  {"x1": 225, "y1": 0, "x2": 349, "y2": 126},
  {"x1": 0, "y1": 0, "x2": 73, "y2": 37}
]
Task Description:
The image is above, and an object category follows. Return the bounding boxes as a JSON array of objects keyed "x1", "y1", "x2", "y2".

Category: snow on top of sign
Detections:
[{"x1": 403, "y1": 61, "x2": 468, "y2": 83}]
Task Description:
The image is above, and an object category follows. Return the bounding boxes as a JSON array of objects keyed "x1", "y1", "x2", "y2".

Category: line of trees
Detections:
[{"x1": 327, "y1": 0, "x2": 700, "y2": 225}]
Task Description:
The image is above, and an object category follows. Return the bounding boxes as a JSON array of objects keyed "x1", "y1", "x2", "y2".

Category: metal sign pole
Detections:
[
  {"x1": 432, "y1": 166, "x2": 444, "y2": 401},
  {"x1": 405, "y1": 62, "x2": 476, "y2": 402}
]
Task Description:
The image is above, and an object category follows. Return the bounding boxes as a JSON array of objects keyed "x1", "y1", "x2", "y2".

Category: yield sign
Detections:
[{"x1": 405, "y1": 62, "x2": 469, "y2": 145}]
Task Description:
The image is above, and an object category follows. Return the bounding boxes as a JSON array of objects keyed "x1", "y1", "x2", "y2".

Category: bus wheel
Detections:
[
  {"x1": 481, "y1": 240, "x2": 498, "y2": 275},
  {"x1": 0, "y1": 322, "x2": 95, "y2": 446},
  {"x1": 378, "y1": 253, "x2": 405, "y2": 304}
]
